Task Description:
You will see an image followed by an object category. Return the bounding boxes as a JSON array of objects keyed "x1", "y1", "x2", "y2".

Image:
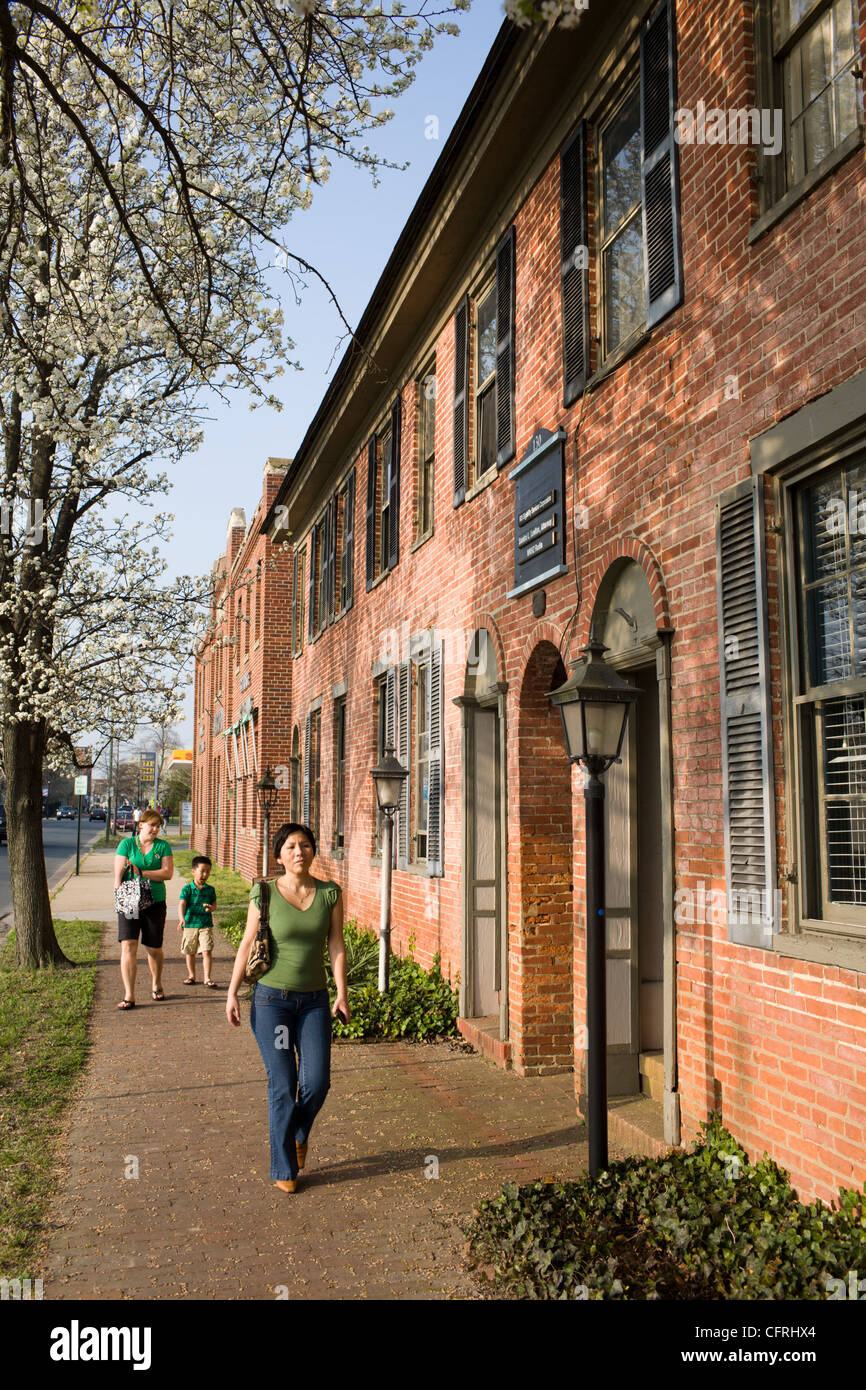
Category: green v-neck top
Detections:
[{"x1": 250, "y1": 877, "x2": 341, "y2": 992}]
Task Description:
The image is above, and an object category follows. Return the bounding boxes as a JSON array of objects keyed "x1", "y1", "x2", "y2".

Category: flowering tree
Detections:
[{"x1": 0, "y1": 0, "x2": 467, "y2": 966}]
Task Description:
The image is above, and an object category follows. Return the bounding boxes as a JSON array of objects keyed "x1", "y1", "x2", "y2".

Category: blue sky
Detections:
[{"x1": 153, "y1": 1, "x2": 506, "y2": 747}]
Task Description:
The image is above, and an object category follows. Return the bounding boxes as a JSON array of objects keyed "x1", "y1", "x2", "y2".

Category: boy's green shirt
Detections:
[{"x1": 180, "y1": 881, "x2": 217, "y2": 929}]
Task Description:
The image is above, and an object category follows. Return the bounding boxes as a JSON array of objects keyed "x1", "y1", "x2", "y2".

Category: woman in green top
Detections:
[
  {"x1": 113, "y1": 808, "x2": 174, "y2": 1008},
  {"x1": 226, "y1": 822, "x2": 349, "y2": 1194}
]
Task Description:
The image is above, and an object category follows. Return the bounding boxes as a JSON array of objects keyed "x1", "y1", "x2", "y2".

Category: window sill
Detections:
[
  {"x1": 748, "y1": 129, "x2": 863, "y2": 245},
  {"x1": 585, "y1": 326, "x2": 652, "y2": 395},
  {"x1": 411, "y1": 529, "x2": 433, "y2": 553},
  {"x1": 368, "y1": 569, "x2": 390, "y2": 594},
  {"x1": 772, "y1": 924, "x2": 866, "y2": 974},
  {"x1": 465, "y1": 467, "x2": 498, "y2": 503},
  {"x1": 368, "y1": 855, "x2": 429, "y2": 876}
]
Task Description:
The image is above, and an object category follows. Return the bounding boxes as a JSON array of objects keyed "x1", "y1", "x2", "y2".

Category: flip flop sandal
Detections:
[
  {"x1": 204, "y1": 980, "x2": 217, "y2": 988},
  {"x1": 182, "y1": 978, "x2": 197, "y2": 985},
  {"x1": 152, "y1": 989, "x2": 165, "y2": 1001},
  {"x1": 117, "y1": 999, "x2": 136, "y2": 1010}
]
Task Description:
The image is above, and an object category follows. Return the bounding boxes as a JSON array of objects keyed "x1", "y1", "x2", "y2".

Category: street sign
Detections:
[
  {"x1": 180, "y1": 801, "x2": 193, "y2": 833},
  {"x1": 74, "y1": 776, "x2": 88, "y2": 796}
]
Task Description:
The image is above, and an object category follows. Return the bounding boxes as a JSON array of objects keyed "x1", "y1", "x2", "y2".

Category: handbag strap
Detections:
[{"x1": 258, "y1": 879, "x2": 270, "y2": 931}]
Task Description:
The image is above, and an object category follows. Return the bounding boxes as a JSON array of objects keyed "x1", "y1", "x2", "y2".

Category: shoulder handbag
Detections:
[
  {"x1": 244, "y1": 879, "x2": 272, "y2": 982},
  {"x1": 114, "y1": 838, "x2": 154, "y2": 920}
]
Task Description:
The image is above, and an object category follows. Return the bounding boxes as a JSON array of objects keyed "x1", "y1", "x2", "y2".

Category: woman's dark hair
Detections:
[{"x1": 273, "y1": 822, "x2": 317, "y2": 866}]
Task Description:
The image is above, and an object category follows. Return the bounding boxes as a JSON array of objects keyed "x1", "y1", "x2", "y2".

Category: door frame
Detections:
[
  {"x1": 604, "y1": 632, "x2": 679, "y2": 1144},
  {"x1": 456, "y1": 680, "x2": 509, "y2": 1039}
]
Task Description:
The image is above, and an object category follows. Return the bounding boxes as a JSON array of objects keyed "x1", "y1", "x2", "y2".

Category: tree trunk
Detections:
[{"x1": 4, "y1": 717, "x2": 71, "y2": 968}]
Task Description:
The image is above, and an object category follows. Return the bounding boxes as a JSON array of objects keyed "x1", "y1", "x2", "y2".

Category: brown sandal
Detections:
[{"x1": 117, "y1": 999, "x2": 136, "y2": 1010}]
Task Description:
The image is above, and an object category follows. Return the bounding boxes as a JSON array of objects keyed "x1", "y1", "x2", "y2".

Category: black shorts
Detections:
[{"x1": 117, "y1": 900, "x2": 167, "y2": 949}]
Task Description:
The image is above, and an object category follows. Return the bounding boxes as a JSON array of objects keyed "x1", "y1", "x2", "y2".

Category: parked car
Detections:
[
  {"x1": 115, "y1": 807, "x2": 135, "y2": 833},
  {"x1": 0, "y1": 808, "x2": 6, "y2": 844},
  {"x1": 55, "y1": 805, "x2": 75, "y2": 820},
  {"x1": 88, "y1": 805, "x2": 106, "y2": 821}
]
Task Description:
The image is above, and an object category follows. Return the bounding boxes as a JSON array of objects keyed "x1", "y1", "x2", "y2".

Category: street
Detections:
[{"x1": 0, "y1": 818, "x2": 107, "y2": 917}]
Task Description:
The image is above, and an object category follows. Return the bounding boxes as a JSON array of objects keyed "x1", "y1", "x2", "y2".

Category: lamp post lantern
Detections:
[
  {"x1": 255, "y1": 767, "x2": 279, "y2": 878},
  {"x1": 550, "y1": 633, "x2": 640, "y2": 1179},
  {"x1": 370, "y1": 745, "x2": 409, "y2": 993}
]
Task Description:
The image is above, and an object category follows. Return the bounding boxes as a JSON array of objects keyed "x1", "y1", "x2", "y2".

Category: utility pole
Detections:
[{"x1": 105, "y1": 729, "x2": 114, "y2": 844}]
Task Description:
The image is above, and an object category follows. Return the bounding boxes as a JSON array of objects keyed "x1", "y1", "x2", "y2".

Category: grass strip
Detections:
[{"x1": 0, "y1": 920, "x2": 103, "y2": 1279}]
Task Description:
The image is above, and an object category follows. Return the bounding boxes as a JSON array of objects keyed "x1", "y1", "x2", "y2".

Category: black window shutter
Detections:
[
  {"x1": 640, "y1": 0, "x2": 683, "y2": 330},
  {"x1": 715, "y1": 477, "x2": 776, "y2": 948},
  {"x1": 344, "y1": 469, "x2": 355, "y2": 612},
  {"x1": 388, "y1": 393, "x2": 402, "y2": 569},
  {"x1": 453, "y1": 296, "x2": 469, "y2": 508},
  {"x1": 307, "y1": 528, "x2": 316, "y2": 641},
  {"x1": 291, "y1": 549, "x2": 298, "y2": 656},
  {"x1": 365, "y1": 436, "x2": 376, "y2": 591},
  {"x1": 302, "y1": 712, "x2": 311, "y2": 826},
  {"x1": 397, "y1": 660, "x2": 411, "y2": 869},
  {"x1": 319, "y1": 511, "x2": 329, "y2": 635},
  {"x1": 561, "y1": 121, "x2": 589, "y2": 405},
  {"x1": 327, "y1": 496, "x2": 336, "y2": 623},
  {"x1": 427, "y1": 641, "x2": 444, "y2": 877},
  {"x1": 495, "y1": 226, "x2": 516, "y2": 469}
]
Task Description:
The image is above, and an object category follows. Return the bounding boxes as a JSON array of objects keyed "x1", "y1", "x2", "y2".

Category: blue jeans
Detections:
[{"x1": 250, "y1": 983, "x2": 332, "y2": 1180}]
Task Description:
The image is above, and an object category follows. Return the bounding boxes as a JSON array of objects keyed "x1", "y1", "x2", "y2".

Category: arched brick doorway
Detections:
[{"x1": 513, "y1": 641, "x2": 572, "y2": 1075}]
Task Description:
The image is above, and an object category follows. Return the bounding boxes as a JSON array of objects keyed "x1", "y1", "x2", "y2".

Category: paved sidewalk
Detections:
[{"x1": 39, "y1": 855, "x2": 629, "y2": 1300}]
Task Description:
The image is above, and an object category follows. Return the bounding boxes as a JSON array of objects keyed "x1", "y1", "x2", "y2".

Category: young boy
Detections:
[{"x1": 178, "y1": 856, "x2": 218, "y2": 987}]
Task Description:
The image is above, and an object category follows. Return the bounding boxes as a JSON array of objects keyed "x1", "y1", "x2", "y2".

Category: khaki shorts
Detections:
[{"x1": 181, "y1": 926, "x2": 214, "y2": 954}]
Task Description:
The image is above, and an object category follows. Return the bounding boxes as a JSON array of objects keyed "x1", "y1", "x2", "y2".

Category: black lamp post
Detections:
[
  {"x1": 255, "y1": 766, "x2": 278, "y2": 878},
  {"x1": 550, "y1": 633, "x2": 640, "y2": 1179},
  {"x1": 370, "y1": 745, "x2": 409, "y2": 993}
]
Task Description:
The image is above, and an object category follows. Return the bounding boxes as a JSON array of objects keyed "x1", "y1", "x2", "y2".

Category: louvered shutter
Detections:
[
  {"x1": 388, "y1": 393, "x2": 401, "y2": 569},
  {"x1": 453, "y1": 296, "x2": 469, "y2": 508},
  {"x1": 385, "y1": 666, "x2": 398, "y2": 869},
  {"x1": 427, "y1": 641, "x2": 444, "y2": 877},
  {"x1": 365, "y1": 436, "x2": 376, "y2": 590},
  {"x1": 302, "y1": 712, "x2": 311, "y2": 825},
  {"x1": 397, "y1": 661, "x2": 411, "y2": 869},
  {"x1": 640, "y1": 0, "x2": 683, "y2": 329},
  {"x1": 307, "y1": 527, "x2": 316, "y2": 640},
  {"x1": 344, "y1": 468, "x2": 355, "y2": 611},
  {"x1": 561, "y1": 122, "x2": 589, "y2": 405},
  {"x1": 716, "y1": 477, "x2": 776, "y2": 947},
  {"x1": 495, "y1": 226, "x2": 516, "y2": 469},
  {"x1": 327, "y1": 496, "x2": 337, "y2": 623},
  {"x1": 291, "y1": 549, "x2": 298, "y2": 656}
]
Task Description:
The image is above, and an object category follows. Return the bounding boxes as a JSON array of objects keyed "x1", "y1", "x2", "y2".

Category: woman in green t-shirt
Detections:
[
  {"x1": 113, "y1": 808, "x2": 174, "y2": 1008},
  {"x1": 226, "y1": 822, "x2": 349, "y2": 1194}
]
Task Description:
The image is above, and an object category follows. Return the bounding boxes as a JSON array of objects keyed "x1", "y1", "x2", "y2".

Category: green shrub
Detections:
[
  {"x1": 326, "y1": 924, "x2": 459, "y2": 1042},
  {"x1": 463, "y1": 1114, "x2": 866, "y2": 1300}
]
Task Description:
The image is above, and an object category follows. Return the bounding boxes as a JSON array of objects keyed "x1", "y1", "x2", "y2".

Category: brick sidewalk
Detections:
[{"x1": 38, "y1": 923, "x2": 631, "y2": 1300}]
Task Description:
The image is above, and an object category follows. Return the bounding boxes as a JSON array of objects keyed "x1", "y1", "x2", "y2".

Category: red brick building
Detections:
[
  {"x1": 197, "y1": 1, "x2": 866, "y2": 1204},
  {"x1": 192, "y1": 460, "x2": 294, "y2": 880}
]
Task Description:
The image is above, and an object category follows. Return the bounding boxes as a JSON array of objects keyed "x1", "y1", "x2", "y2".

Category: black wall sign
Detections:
[{"x1": 507, "y1": 428, "x2": 567, "y2": 599}]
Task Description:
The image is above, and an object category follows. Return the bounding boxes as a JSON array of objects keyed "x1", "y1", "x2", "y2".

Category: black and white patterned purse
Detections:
[{"x1": 114, "y1": 843, "x2": 154, "y2": 920}]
